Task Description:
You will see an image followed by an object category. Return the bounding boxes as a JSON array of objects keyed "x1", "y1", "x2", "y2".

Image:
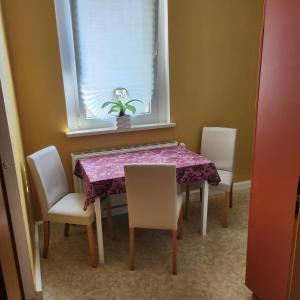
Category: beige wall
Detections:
[{"x1": 1, "y1": 0, "x2": 263, "y2": 219}]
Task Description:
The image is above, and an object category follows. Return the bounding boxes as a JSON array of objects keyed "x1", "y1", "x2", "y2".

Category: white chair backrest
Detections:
[
  {"x1": 201, "y1": 127, "x2": 237, "y2": 172},
  {"x1": 27, "y1": 146, "x2": 69, "y2": 220},
  {"x1": 125, "y1": 164, "x2": 178, "y2": 230}
]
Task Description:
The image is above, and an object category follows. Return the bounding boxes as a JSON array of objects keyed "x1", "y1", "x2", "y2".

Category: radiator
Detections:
[{"x1": 71, "y1": 141, "x2": 180, "y2": 216}]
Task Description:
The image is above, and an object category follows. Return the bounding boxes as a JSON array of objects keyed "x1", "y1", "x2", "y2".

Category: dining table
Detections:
[{"x1": 74, "y1": 144, "x2": 220, "y2": 265}]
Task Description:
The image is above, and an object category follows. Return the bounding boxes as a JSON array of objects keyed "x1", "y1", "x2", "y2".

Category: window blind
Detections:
[{"x1": 70, "y1": 0, "x2": 158, "y2": 119}]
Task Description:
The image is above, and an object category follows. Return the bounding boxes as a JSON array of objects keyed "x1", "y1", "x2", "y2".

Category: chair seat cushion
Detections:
[
  {"x1": 47, "y1": 193, "x2": 95, "y2": 225},
  {"x1": 210, "y1": 170, "x2": 233, "y2": 192}
]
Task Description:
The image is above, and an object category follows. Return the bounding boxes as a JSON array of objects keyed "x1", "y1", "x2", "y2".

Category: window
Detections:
[{"x1": 55, "y1": 0, "x2": 171, "y2": 134}]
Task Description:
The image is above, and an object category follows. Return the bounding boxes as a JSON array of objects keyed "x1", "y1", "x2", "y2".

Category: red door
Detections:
[{"x1": 246, "y1": 0, "x2": 300, "y2": 299}]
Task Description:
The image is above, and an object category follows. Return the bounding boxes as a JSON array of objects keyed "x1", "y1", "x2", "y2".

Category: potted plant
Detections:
[{"x1": 101, "y1": 88, "x2": 142, "y2": 129}]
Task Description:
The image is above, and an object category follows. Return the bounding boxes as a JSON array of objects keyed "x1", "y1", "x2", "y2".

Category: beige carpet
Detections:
[{"x1": 40, "y1": 190, "x2": 252, "y2": 300}]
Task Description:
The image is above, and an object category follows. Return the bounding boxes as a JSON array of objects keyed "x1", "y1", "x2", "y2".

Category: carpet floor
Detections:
[{"x1": 40, "y1": 190, "x2": 252, "y2": 300}]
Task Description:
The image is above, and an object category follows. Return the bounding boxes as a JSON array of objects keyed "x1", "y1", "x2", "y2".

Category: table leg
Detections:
[
  {"x1": 94, "y1": 198, "x2": 105, "y2": 264},
  {"x1": 201, "y1": 181, "x2": 209, "y2": 235}
]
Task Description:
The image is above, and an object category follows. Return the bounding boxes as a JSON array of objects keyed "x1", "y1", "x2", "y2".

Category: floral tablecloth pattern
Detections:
[{"x1": 74, "y1": 145, "x2": 221, "y2": 209}]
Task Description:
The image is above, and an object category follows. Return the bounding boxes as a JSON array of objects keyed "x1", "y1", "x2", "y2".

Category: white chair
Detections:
[
  {"x1": 185, "y1": 127, "x2": 237, "y2": 227},
  {"x1": 124, "y1": 164, "x2": 183, "y2": 274},
  {"x1": 27, "y1": 145, "x2": 113, "y2": 268}
]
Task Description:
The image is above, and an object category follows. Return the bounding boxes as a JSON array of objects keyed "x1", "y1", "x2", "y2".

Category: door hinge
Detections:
[{"x1": 1, "y1": 160, "x2": 10, "y2": 170}]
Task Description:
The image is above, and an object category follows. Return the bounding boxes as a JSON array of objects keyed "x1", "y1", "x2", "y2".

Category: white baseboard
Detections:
[
  {"x1": 32, "y1": 180, "x2": 250, "y2": 295},
  {"x1": 232, "y1": 180, "x2": 251, "y2": 191},
  {"x1": 35, "y1": 222, "x2": 43, "y2": 300},
  {"x1": 188, "y1": 180, "x2": 251, "y2": 201}
]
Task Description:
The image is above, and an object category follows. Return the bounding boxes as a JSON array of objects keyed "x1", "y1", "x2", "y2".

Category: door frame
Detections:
[
  {"x1": 0, "y1": 4, "x2": 36, "y2": 299},
  {"x1": 0, "y1": 158, "x2": 23, "y2": 300},
  {"x1": 0, "y1": 81, "x2": 36, "y2": 299}
]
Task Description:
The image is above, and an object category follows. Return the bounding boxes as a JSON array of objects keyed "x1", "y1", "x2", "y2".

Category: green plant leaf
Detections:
[
  {"x1": 111, "y1": 104, "x2": 120, "y2": 110},
  {"x1": 108, "y1": 106, "x2": 120, "y2": 114},
  {"x1": 116, "y1": 100, "x2": 126, "y2": 110},
  {"x1": 108, "y1": 104, "x2": 120, "y2": 113},
  {"x1": 101, "y1": 101, "x2": 117, "y2": 109},
  {"x1": 125, "y1": 99, "x2": 143, "y2": 105},
  {"x1": 125, "y1": 104, "x2": 136, "y2": 114}
]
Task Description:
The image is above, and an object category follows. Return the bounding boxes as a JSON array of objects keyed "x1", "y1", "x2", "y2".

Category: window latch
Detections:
[{"x1": 154, "y1": 42, "x2": 159, "y2": 57}]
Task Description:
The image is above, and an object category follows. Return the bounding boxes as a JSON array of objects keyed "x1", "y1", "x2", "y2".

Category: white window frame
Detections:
[{"x1": 54, "y1": 0, "x2": 171, "y2": 134}]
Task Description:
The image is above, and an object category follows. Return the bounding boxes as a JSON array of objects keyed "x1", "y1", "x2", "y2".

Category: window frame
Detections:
[{"x1": 54, "y1": 0, "x2": 171, "y2": 133}]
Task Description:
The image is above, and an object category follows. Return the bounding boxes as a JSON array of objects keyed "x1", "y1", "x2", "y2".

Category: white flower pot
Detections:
[{"x1": 116, "y1": 115, "x2": 131, "y2": 129}]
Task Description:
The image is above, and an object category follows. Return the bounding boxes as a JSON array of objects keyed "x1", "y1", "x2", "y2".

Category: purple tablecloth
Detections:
[{"x1": 74, "y1": 145, "x2": 220, "y2": 209}]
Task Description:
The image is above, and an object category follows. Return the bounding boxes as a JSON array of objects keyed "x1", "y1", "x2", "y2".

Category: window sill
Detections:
[{"x1": 65, "y1": 122, "x2": 176, "y2": 138}]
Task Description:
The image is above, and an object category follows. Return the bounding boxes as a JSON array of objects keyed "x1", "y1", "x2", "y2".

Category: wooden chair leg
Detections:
[
  {"x1": 64, "y1": 223, "x2": 69, "y2": 236},
  {"x1": 86, "y1": 224, "x2": 97, "y2": 268},
  {"x1": 177, "y1": 207, "x2": 183, "y2": 240},
  {"x1": 184, "y1": 185, "x2": 190, "y2": 219},
  {"x1": 43, "y1": 221, "x2": 50, "y2": 259},
  {"x1": 229, "y1": 183, "x2": 233, "y2": 208},
  {"x1": 106, "y1": 202, "x2": 113, "y2": 239},
  {"x1": 223, "y1": 191, "x2": 230, "y2": 228},
  {"x1": 130, "y1": 227, "x2": 135, "y2": 271},
  {"x1": 172, "y1": 230, "x2": 177, "y2": 275},
  {"x1": 200, "y1": 187, "x2": 202, "y2": 202}
]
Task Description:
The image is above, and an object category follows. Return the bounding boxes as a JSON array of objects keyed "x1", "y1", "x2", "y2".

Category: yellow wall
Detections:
[
  {"x1": 0, "y1": 1, "x2": 35, "y2": 284},
  {"x1": 1, "y1": 0, "x2": 263, "y2": 219}
]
